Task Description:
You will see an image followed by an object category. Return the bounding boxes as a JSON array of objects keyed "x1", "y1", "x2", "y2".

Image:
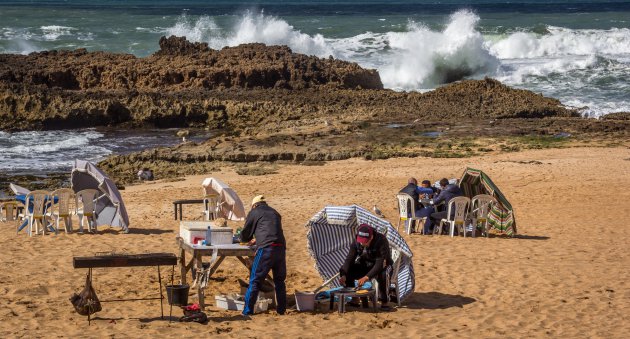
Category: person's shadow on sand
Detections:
[{"x1": 402, "y1": 292, "x2": 476, "y2": 309}]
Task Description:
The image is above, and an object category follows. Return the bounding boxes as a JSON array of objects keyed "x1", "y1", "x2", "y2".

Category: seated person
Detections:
[
  {"x1": 418, "y1": 180, "x2": 437, "y2": 199},
  {"x1": 399, "y1": 177, "x2": 434, "y2": 234},
  {"x1": 339, "y1": 224, "x2": 393, "y2": 310},
  {"x1": 430, "y1": 178, "x2": 464, "y2": 231}
]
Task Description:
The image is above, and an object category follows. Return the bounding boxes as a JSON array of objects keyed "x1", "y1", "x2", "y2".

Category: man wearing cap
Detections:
[
  {"x1": 339, "y1": 224, "x2": 393, "y2": 310},
  {"x1": 240, "y1": 195, "x2": 287, "y2": 316}
]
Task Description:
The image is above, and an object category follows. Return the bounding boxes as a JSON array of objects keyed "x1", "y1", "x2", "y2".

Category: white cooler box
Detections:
[{"x1": 180, "y1": 221, "x2": 234, "y2": 245}]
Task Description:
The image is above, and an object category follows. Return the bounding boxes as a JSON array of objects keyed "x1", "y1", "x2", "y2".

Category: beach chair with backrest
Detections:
[
  {"x1": 369, "y1": 248, "x2": 403, "y2": 307},
  {"x1": 49, "y1": 188, "x2": 76, "y2": 234},
  {"x1": 25, "y1": 190, "x2": 51, "y2": 236},
  {"x1": 1, "y1": 201, "x2": 19, "y2": 222},
  {"x1": 203, "y1": 193, "x2": 220, "y2": 221},
  {"x1": 76, "y1": 189, "x2": 99, "y2": 233},
  {"x1": 396, "y1": 193, "x2": 424, "y2": 235},
  {"x1": 470, "y1": 194, "x2": 496, "y2": 237},
  {"x1": 435, "y1": 196, "x2": 471, "y2": 237}
]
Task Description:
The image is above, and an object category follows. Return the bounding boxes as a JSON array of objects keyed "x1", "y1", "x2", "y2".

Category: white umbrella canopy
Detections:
[
  {"x1": 305, "y1": 205, "x2": 415, "y2": 303},
  {"x1": 71, "y1": 160, "x2": 130, "y2": 232},
  {"x1": 201, "y1": 177, "x2": 246, "y2": 221}
]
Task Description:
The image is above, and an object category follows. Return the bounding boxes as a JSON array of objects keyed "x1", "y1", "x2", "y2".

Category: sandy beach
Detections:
[{"x1": 1, "y1": 146, "x2": 629, "y2": 338}]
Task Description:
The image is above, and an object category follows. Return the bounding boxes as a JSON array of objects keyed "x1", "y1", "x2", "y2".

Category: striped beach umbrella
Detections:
[
  {"x1": 459, "y1": 167, "x2": 516, "y2": 236},
  {"x1": 305, "y1": 205, "x2": 415, "y2": 303}
]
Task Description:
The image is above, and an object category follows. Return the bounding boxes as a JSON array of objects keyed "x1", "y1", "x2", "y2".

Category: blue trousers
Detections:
[
  {"x1": 243, "y1": 246, "x2": 287, "y2": 315},
  {"x1": 417, "y1": 207, "x2": 434, "y2": 234},
  {"x1": 406, "y1": 207, "x2": 434, "y2": 233}
]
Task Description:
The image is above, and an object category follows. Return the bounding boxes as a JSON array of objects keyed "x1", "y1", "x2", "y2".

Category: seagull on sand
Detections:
[{"x1": 373, "y1": 204, "x2": 385, "y2": 218}]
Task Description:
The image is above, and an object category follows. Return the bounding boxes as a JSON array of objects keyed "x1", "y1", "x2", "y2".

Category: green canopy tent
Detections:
[{"x1": 459, "y1": 168, "x2": 516, "y2": 236}]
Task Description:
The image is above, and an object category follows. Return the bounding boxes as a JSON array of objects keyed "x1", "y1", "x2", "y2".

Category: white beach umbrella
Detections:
[{"x1": 201, "y1": 177, "x2": 246, "y2": 221}]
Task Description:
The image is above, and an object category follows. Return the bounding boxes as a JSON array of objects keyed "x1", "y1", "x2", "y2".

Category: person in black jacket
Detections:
[
  {"x1": 399, "y1": 177, "x2": 434, "y2": 234},
  {"x1": 240, "y1": 195, "x2": 286, "y2": 315},
  {"x1": 430, "y1": 178, "x2": 463, "y2": 233},
  {"x1": 339, "y1": 224, "x2": 393, "y2": 310}
]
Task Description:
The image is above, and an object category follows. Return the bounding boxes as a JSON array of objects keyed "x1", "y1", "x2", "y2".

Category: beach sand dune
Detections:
[{"x1": 1, "y1": 147, "x2": 629, "y2": 338}]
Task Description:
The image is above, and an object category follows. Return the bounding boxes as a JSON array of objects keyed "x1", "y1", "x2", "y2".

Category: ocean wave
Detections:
[
  {"x1": 378, "y1": 10, "x2": 500, "y2": 89},
  {"x1": 40, "y1": 25, "x2": 77, "y2": 41},
  {"x1": 488, "y1": 26, "x2": 630, "y2": 59},
  {"x1": 164, "y1": 14, "x2": 219, "y2": 42}
]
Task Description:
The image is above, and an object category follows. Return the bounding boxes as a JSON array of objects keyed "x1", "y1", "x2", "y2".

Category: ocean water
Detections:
[
  {"x1": 0, "y1": 129, "x2": 211, "y2": 174},
  {"x1": 0, "y1": 1, "x2": 629, "y2": 172}
]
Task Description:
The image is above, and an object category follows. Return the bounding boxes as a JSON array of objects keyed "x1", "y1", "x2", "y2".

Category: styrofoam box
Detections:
[
  {"x1": 208, "y1": 228, "x2": 233, "y2": 245},
  {"x1": 180, "y1": 221, "x2": 234, "y2": 245},
  {"x1": 180, "y1": 221, "x2": 212, "y2": 245},
  {"x1": 215, "y1": 294, "x2": 270, "y2": 313}
]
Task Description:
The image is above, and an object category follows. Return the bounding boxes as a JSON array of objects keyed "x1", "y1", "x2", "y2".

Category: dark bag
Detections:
[{"x1": 70, "y1": 271, "x2": 102, "y2": 316}]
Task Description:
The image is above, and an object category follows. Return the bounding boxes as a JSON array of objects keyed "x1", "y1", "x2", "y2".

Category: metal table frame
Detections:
[
  {"x1": 73, "y1": 253, "x2": 177, "y2": 324},
  {"x1": 176, "y1": 237, "x2": 274, "y2": 310}
]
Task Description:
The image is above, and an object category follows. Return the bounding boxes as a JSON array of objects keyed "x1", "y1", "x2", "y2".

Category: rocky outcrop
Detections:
[
  {"x1": 0, "y1": 36, "x2": 580, "y2": 131},
  {"x1": 601, "y1": 112, "x2": 630, "y2": 121},
  {"x1": 0, "y1": 36, "x2": 382, "y2": 92}
]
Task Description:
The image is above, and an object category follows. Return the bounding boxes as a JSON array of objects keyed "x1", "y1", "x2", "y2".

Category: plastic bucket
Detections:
[
  {"x1": 166, "y1": 284, "x2": 190, "y2": 306},
  {"x1": 294, "y1": 291, "x2": 315, "y2": 311}
]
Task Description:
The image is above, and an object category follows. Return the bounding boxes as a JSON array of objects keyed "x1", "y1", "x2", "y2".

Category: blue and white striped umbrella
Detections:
[{"x1": 305, "y1": 205, "x2": 415, "y2": 303}]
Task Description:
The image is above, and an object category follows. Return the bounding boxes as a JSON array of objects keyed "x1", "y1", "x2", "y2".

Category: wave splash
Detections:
[
  {"x1": 379, "y1": 10, "x2": 499, "y2": 89},
  {"x1": 165, "y1": 10, "x2": 499, "y2": 89}
]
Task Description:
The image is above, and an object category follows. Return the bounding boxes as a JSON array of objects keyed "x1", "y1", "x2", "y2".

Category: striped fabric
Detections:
[
  {"x1": 459, "y1": 167, "x2": 517, "y2": 236},
  {"x1": 305, "y1": 205, "x2": 415, "y2": 303}
]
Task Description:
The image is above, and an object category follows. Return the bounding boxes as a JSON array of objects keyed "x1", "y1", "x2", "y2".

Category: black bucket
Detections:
[{"x1": 166, "y1": 284, "x2": 190, "y2": 306}]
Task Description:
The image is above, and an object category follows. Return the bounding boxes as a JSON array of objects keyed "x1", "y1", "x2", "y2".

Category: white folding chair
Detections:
[
  {"x1": 436, "y1": 196, "x2": 471, "y2": 237},
  {"x1": 76, "y1": 189, "x2": 98, "y2": 233},
  {"x1": 371, "y1": 249, "x2": 402, "y2": 308},
  {"x1": 25, "y1": 190, "x2": 51, "y2": 236},
  {"x1": 203, "y1": 194, "x2": 221, "y2": 221},
  {"x1": 396, "y1": 193, "x2": 424, "y2": 235},
  {"x1": 471, "y1": 194, "x2": 496, "y2": 237},
  {"x1": 49, "y1": 188, "x2": 76, "y2": 234},
  {"x1": 1, "y1": 201, "x2": 19, "y2": 222}
]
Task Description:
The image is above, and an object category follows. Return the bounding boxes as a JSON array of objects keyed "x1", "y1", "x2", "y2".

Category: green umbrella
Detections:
[{"x1": 459, "y1": 167, "x2": 516, "y2": 236}]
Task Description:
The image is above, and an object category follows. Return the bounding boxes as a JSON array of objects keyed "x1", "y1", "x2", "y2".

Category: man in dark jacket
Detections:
[
  {"x1": 339, "y1": 224, "x2": 393, "y2": 310},
  {"x1": 240, "y1": 195, "x2": 286, "y2": 315},
  {"x1": 399, "y1": 177, "x2": 434, "y2": 234},
  {"x1": 430, "y1": 178, "x2": 463, "y2": 231}
]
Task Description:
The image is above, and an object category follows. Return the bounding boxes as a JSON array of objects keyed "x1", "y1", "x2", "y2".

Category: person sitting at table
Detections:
[
  {"x1": 339, "y1": 224, "x2": 393, "y2": 311},
  {"x1": 417, "y1": 180, "x2": 436, "y2": 234},
  {"x1": 240, "y1": 195, "x2": 286, "y2": 316},
  {"x1": 419, "y1": 180, "x2": 437, "y2": 199},
  {"x1": 399, "y1": 177, "x2": 434, "y2": 234},
  {"x1": 430, "y1": 178, "x2": 463, "y2": 232}
]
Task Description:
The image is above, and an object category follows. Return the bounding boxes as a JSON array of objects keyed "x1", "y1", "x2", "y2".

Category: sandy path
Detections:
[{"x1": 1, "y1": 147, "x2": 629, "y2": 338}]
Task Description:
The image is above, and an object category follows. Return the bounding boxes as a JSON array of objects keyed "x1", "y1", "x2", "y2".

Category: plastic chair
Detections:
[
  {"x1": 396, "y1": 193, "x2": 424, "y2": 235},
  {"x1": 203, "y1": 194, "x2": 220, "y2": 221},
  {"x1": 471, "y1": 194, "x2": 496, "y2": 237},
  {"x1": 435, "y1": 196, "x2": 471, "y2": 237},
  {"x1": 1, "y1": 201, "x2": 19, "y2": 222},
  {"x1": 25, "y1": 190, "x2": 51, "y2": 236},
  {"x1": 76, "y1": 189, "x2": 99, "y2": 233},
  {"x1": 370, "y1": 249, "x2": 402, "y2": 308},
  {"x1": 49, "y1": 188, "x2": 76, "y2": 234}
]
